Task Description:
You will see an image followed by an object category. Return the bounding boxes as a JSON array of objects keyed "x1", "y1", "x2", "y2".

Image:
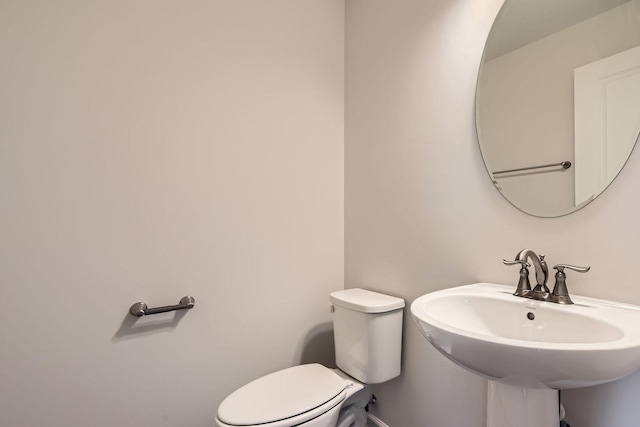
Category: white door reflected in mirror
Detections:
[{"x1": 574, "y1": 45, "x2": 640, "y2": 205}]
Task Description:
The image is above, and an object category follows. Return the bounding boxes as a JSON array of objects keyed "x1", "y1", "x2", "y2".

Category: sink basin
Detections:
[{"x1": 411, "y1": 283, "x2": 640, "y2": 389}]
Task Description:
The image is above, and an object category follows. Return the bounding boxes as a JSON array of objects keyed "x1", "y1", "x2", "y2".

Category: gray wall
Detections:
[
  {"x1": 0, "y1": 1, "x2": 343, "y2": 426},
  {"x1": 345, "y1": 0, "x2": 640, "y2": 426},
  {"x1": 4, "y1": 1, "x2": 640, "y2": 426}
]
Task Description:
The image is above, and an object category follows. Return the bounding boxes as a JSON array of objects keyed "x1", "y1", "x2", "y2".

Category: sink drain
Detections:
[{"x1": 527, "y1": 312, "x2": 535, "y2": 320}]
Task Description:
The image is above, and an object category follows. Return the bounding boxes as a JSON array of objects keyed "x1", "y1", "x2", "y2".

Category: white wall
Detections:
[
  {"x1": 0, "y1": 1, "x2": 343, "y2": 426},
  {"x1": 345, "y1": 0, "x2": 640, "y2": 426}
]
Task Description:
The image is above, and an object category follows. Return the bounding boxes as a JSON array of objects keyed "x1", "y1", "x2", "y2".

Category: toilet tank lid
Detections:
[
  {"x1": 217, "y1": 364, "x2": 346, "y2": 426},
  {"x1": 330, "y1": 288, "x2": 405, "y2": 313}
]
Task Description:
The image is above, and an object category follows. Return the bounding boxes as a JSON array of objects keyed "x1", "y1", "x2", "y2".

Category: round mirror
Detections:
[{"x1": 476, "y1": 0, "x2": 640, "y2": 217}]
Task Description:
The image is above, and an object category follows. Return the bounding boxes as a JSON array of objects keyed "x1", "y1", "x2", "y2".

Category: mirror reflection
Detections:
[{"x1": 476, "y1": 0, "x2": 640, "y2": 217}]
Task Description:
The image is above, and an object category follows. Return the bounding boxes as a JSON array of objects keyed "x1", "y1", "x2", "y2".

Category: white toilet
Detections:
[{"x1": 215, "y1": 288, "x2": 405, "y2": 427}]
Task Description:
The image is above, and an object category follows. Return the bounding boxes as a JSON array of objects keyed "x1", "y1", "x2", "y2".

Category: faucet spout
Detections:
[
  {"x1": 505, "y1": 250, "x2": 589, "y2": 304},
  {"x1": 514, "y1": 249, "x2": 549, "y2": 296}
]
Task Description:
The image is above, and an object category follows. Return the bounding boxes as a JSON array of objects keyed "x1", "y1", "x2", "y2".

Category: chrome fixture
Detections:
[
  {"x1": 493, "y1": 160, "x2": 571, "y2": 176},
  {"x1": 503, "y1": 250, "x2": 590, "y2": 304},
  {"x1": 129, "y1": 295, "x2": 195, "y2": 317},
  {"x1": 503, "y1": 249, "x2": 549, "y2": 299},
  {"x1": 501, "y1": 258, "x2": 531, "y2": 297},
  {"x1": 550, "y1": 264, "x2": 591, "y2": 304}
]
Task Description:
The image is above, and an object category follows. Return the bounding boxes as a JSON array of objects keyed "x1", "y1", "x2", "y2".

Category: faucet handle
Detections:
[
  {"x1": 503, "y1": 259, "x2": 532, "y2": 297},
  {"x1": 553, "y1": 264, "x2": 591, "y2": 274},
  {"x1": 551, "y1": 264, "x2": 591, "y2": 304},
  {"x1": 503, "y1": 259, "x2": 530, "y2": 268}
]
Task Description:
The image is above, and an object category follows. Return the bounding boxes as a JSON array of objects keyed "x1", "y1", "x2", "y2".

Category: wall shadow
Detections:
[
  {"x1": 112, "y1": 309, "x2": 190, "y2": 342},
  {"x1": 299, "y1": 322, "x2": 336, "y2": 368}
]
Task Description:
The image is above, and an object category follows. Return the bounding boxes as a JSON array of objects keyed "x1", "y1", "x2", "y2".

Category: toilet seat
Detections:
[{"x1": 216, "y1": 364, "x2": 347, "y2": 427}]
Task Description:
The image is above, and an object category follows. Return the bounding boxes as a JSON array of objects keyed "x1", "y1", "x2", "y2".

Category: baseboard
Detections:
[{"x1": 367, "y1": 414, "x2": 391, "y2": 427}]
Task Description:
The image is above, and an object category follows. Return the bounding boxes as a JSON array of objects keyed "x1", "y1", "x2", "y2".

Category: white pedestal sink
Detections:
[{"x1": 411, "y1": 283, "x2": 640, "y2": 427}]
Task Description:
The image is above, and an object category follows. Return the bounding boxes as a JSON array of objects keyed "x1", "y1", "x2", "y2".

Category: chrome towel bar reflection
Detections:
[
  {"x1": 129, "y1": 296, "x2": 195, "y2": 317},
  {"x1": 493, "y1": 160, "x2": 571, "y2": 176}
]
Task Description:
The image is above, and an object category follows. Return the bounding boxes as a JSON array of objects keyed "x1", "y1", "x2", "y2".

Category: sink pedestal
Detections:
[{"x1": 487, "y1": 381, "x2": 558, "y2": 427}]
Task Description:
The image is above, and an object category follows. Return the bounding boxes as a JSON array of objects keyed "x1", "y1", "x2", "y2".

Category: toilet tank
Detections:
[{"x1": 330, "y1": 288, "x2": 405, "y2": 384}]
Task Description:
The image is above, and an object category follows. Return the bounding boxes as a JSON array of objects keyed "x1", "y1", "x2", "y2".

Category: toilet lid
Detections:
[
  {"x1": 217, "y1": 364, "x2": 346, "y2": 426},
  {"x1": 330, "y1": 288, "x2": 405, "y2": 313}
]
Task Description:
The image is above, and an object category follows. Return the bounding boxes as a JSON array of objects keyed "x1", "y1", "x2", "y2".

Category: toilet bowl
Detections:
[{"x1": 215, "y1": 289, "x2": 404, "y2": 427}]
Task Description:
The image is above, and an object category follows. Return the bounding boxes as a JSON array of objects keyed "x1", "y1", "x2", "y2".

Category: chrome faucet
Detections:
[
  {"x1": 503, "y1": 249, "x2": 590, "y2": 304},
  {"x1": 503, "y1": 249, "x2": 549, "y2": 300}
]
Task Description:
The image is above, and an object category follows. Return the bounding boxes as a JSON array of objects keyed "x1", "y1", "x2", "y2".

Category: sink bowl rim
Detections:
[{"x1": 411, "y1": 283, "x2": 640, "y2": 351}]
